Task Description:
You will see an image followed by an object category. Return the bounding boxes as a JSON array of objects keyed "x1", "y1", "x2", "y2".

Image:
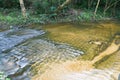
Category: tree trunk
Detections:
[
  {"x1": 19, "y1": 0, "x2": 27, "y2": 18},
  {"x1": 93, "y1": 0, "x2": 101, "y2": 19},
  {"x1": 55, "y1": 0, "x2": 72, "y2": 12}
]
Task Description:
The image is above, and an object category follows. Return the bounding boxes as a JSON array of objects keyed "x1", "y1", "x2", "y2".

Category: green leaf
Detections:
[{"x1": 6, "y1": 78, "x2": 11, "y2": 80}]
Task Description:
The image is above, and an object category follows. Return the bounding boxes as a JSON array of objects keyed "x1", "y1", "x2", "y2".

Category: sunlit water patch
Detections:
[
  {"x1": 32, "y1": 58, "x2": 120, "y2": 80},
  {"x1": 0, "y1": 21, "x2": 120, "y2": 80}
]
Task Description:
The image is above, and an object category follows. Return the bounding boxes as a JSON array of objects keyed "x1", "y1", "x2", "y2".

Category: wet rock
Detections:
[
  {"x1": 0, "y1": 57, "x2": 19, "y2": 76},
  {"x1": 10, "y1": 39, "x2": 84, "y2": 64},
  {"x1": 8, "y1": 62, "x2": 31, "y2": 80},
  {"x1": 16, "y1": 58, "x2": 29, "y2": 68},
  {"x1": 0, "y1": 28, "x2": 45, "y2": 80},
  {"x1": 0, "y1": 28, "x2": 84, "y2": 80},
  {"x1": 11, "y1": 72, "x2": 30, "y2": 80},
  {"x1": 0, "y1": 29, "x2": 45, "y2": 52}
]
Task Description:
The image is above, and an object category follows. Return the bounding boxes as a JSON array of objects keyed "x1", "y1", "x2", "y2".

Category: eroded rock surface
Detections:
[
  {"x1": 0, "y1": 29, "x2": 45, "y2": 52},
  {"x1": 0, "y1": 28, "x2": 83, "y2": 80},
  {"x1": 0, "y1": 29, "x2": 45, "y2": 80}
]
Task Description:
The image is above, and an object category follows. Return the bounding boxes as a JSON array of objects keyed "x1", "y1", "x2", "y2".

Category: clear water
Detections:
[{"x1": 0, "y1": 21, "x2": 120, "y2": 80}]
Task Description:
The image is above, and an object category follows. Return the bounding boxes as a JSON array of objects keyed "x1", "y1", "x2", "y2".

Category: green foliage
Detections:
[
  {"x1": 78, "y1": 12, "x2": 93, "y2": 21},
  {"x1": 31, "y1": 0, "x2": 57, "y2": 14},
  {"x1": 77, "y1": 10, "x2": 105, "y2": 21},
  {"x1": 0, "y1": 0, "x2": 120, "y2": 25},
  {"x1": 0, "y1": 10, "x2": 50, "y2": 25}
]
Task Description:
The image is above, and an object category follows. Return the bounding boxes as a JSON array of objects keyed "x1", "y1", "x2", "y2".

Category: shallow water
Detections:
[
  {"x1": 37, "y1": 20, "x2": 120, "y2": 80},
  {"x1": 0, "y1": 21, "x2": 120, "y2": 80}
]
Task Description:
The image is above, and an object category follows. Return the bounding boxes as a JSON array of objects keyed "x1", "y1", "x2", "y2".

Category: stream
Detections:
[{"x1": 0, "y1": 21, "x2": 120, "y2": 80}]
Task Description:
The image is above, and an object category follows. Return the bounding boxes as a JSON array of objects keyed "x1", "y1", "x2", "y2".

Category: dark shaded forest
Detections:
[{"x1": 0, "y1": 0, "x2": 120, "y2": 25}]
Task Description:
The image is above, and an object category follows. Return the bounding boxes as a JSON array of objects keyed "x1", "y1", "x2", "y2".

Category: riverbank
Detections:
[{"x1": 0, "y1": 8, "x2": 119, "y2": 28}]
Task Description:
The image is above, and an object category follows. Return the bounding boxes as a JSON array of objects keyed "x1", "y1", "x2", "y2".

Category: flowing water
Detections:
[{"x1": 0, "y1": 21, "x2": 120, "y2": 80}]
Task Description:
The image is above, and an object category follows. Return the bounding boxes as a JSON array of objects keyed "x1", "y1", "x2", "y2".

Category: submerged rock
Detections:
[
  {"x1": 0, "y1": 29, "x2": 84, "y2": 80},
  {"x1": 0, "y1": 28, "x2": 45, "y2": 80}
]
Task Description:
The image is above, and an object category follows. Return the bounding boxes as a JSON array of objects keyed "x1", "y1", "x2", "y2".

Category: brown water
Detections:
[
  {"x1": 0, "y1": 21, "x2": 120, "y2": 80},
  {"x1": 32, "y1": 20, "x2": 120, "y2": 80}
]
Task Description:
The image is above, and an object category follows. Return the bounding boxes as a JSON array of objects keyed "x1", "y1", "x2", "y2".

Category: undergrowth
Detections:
[{"x1": 0, "y1": 8, "x2": 119, "y2": 26}]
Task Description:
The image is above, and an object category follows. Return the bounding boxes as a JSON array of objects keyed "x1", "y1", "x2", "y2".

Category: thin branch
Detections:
[{"x1": 105, "y1": 0, "x2": 120, "y2": 11}]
